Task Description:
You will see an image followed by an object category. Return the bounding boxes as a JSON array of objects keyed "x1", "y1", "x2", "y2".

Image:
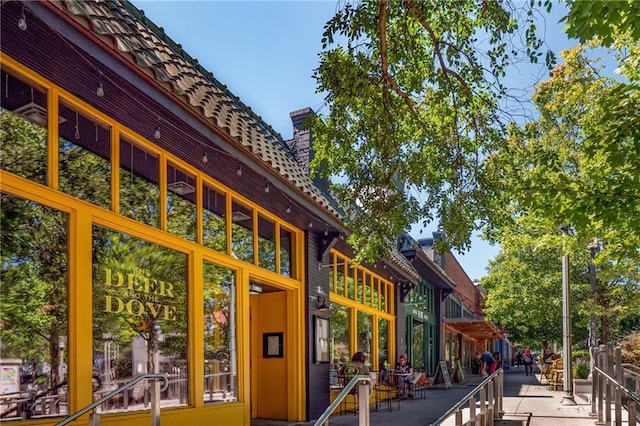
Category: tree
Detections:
[
  {"x1": 481, "y1": 217, "x2": 567, "y2": 347},
  {"x1": 307, "y1": 1, "x2": 639, "y2": 267},
  {"x1": 481, "y1": 213, "x2": 638, "y2": 348},
  {"x1": 307, "y1": 0, "x2": 552, "y2": 261}
]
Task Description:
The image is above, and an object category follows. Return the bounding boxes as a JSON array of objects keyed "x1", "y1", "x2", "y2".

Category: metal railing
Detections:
[
  {"x1": 55, "y1": 373, "x2": 169, "y2": 426},
  {"x1": 591, "y1": 344, "x2": 640, "y2": 426},
  {"x1": 429, "y1": 368, "x2": 504, "y2": 426},
  {"x1": 314, "y1": 375, "x2": 372, "y2": 426}
]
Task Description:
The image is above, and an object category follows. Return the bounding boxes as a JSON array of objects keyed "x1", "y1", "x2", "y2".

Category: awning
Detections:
[{"x1": 444, "y1": 318, "x2": 503, "y2": 340}]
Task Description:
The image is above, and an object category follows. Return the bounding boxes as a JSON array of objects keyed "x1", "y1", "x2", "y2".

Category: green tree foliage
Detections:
[
  {"x1": 307, "y1": 1, "x2": 639, "y2": 268},
  {"x1": 487, "y1": 45, "x2": 639, "y2": 259},
  {"x1": 481, "y1": 217, "x2": 566, "y2": 346},
  {"x1": 482, "y1": 4, "x2": 640, "y2": 345},
  {"x1": 481, "y1": 213, "x2": 639, "y2": 347},
  {"x1": 307, "y1": 0, "x2": 551, "y2": 261},
  {"x1": 562, "y1": 0, "x2": 640, "y2": 47}
]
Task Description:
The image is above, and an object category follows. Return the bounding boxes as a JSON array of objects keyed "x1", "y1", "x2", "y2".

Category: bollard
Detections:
[
  {"x1": 480, "y1": 387, "x2": 486, "y2": 426},
  {"x1": 597, "y1": 345, "x2": 605, "y2": 425},
  {"x1": 615, "y1": 347, "x2": 623, "y2": 425},
  {"x1": 590, "y1": 346, "x2": 597, "y2": 417},
  {"x1": 469, "y1": 396, "x2": 476, "y2": 425},
  {"x1": 606, "y1": 344, "x2": 613, "y2": 425},
  {"x1": 488, "y1": 379, "x2": 494, "y2": 423},
  {"x1": 357, "y1": 381, "x2": 370, "y2": 426}
]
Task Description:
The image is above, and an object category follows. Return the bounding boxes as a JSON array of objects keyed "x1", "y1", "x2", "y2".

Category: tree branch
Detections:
[
  {"x1": 378, "y1": 0, "x2": 415, "y2": 113},
  {"x1": 403, "y1": 0, "x2": 473, "y2": 100}
]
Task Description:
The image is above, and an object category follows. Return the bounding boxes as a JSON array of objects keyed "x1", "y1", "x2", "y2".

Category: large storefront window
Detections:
[
  {"x1": 0, "y1": 193, "x2": 69, "y2": 420},
  {"x1": 0, "y1": 70, "x2": 48, "y2": 185},
  {"x1": 92, "y1": 226, "x2": 188, "y2": 413},
  {"x1": 329, "y1": 252, "x2": 396, "y2": 375},
  {"x1": 203, "y1": 261, "x2": 237, "y2": 403},
  {"x1": 58, "y1": 101, "x2": 111, "y2": 210}
]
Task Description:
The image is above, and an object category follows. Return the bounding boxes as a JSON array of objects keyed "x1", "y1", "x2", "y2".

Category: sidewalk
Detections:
[
  {"x1": 252, "y1": 365, "x2": 629, "y2": 426},
  {"x1": 499, "y1": 366, "x2": 597, "y2": 426}
]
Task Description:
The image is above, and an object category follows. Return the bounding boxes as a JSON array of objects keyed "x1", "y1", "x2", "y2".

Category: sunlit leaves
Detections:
[{"x1": 308, "y1": 0, "x2": 548, "y2": 261}]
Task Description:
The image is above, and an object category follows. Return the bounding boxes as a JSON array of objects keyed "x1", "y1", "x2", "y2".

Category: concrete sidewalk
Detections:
[
  {"x1": 252, "y1": 366, "x2": 631, "y2": 426},
  {"x1": 497, "y1": 366, "x2": 596, "y2": 426}
]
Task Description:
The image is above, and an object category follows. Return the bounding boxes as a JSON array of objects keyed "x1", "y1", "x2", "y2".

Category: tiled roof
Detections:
[
  {"x1": 386, "y1": 244, "x2": 421, "y2": 282},
  {"x1": 54, "y1": 0, "x2": 339, "y2": 219}
]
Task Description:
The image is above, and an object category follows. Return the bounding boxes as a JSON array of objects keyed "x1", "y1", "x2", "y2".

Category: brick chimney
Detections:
[{"x1": 286, "y1": 107, "x2": 330, "y2": 192}]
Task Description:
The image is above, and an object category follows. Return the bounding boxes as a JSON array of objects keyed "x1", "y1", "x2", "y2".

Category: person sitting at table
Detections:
[
  {"x1": 395, "y1": 354, "x2": 414, "y2": 399},
  {"x1": 339, "y1": 352, "x2": 371, "y2": 394},
  {"x1": 340, "y1": 351, "x2": 371, "y2": 378}
]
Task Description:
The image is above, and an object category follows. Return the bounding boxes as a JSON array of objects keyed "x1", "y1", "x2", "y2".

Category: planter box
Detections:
[{"x1": 573, "y1": 378, "x2": 592, "y2": 394}]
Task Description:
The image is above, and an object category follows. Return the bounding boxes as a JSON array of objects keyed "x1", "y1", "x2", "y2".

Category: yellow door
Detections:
[{"x1": 251, "y1": 289, "x2": 288, "y2": 420}]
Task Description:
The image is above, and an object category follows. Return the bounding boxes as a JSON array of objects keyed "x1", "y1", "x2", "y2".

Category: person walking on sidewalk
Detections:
[{"x1": 523, "y1": 347, "x2": 534, "y2": 376}]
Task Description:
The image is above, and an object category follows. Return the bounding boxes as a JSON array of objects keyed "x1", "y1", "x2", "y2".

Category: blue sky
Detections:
[{"x1": 132, "y1": 0, "x2": 583, "y2": 281}]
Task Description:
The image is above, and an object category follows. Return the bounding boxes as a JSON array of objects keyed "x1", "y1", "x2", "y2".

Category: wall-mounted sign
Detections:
[{"x1": 263, "y1": 332, "x2": 283, "y2": 358}]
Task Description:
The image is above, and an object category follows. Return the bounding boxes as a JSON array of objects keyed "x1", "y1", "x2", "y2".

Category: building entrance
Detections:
[{"x1": 250, "y1": 284, "x2": 288, "y2": 421}]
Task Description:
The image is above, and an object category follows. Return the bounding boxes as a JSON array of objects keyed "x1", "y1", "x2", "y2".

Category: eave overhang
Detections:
[{"x1": 444, "y1": 317, "x2": 504, "y2": 340}]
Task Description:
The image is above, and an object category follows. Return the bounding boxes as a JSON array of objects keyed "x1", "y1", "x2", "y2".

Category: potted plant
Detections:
[{"x1": 573, "y1": 363, "x2": 591, "y2": 394}]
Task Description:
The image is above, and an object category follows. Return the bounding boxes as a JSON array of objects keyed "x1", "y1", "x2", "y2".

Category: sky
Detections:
[{"x1": 132, "y1": 0, "x2": 580, "y2": 281}]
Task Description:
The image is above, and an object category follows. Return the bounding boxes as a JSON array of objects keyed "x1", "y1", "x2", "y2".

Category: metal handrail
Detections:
[
  {"x1": 594, "y1": 367, "x2": 640, "y2": 405},
  {"x1": 429, "y1": 368, "x2": 503, "y2": 426},
  {"x1": 314, "y1": 374, "x2": 372, "y2": 426},
  {"x1": 55, "y1": 373, "x2": 169, "y2": 426}
]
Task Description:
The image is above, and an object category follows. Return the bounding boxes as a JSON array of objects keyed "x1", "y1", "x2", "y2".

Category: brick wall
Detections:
[
  {"x1": 306, "y1": 230, "x2": 331, "y2": 420},
  {"x1": 443, "y1": 252, "x2": 484, "y2": 316}
]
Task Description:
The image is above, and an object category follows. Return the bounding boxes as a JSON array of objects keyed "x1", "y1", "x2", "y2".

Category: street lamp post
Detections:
[
  {"x1": 560, "y1": 226, "x2": 576, "y2": 405},
  {"x1": 587, "y1": 240, "x2": 599, "y2": 377}
]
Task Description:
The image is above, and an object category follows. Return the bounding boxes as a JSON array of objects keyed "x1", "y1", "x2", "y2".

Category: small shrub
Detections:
[
  {"x1": 574, "y1": 363, "x2": 590, "y2": 380},
  {"x1": 572, "y1": 349, "x2": 590, "y2": 363},
  {"x1": 619, "y1": 332, "x2": 640, "y2": 366}
]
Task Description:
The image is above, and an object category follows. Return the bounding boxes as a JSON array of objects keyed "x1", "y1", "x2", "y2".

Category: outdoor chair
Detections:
[
  {"x1": 411, "y1": 371, "x2": 430, "y2": 399},
  {"x1": 548, "y1": 358, "x2": 564, "y2": 391},
  {"x1": 336, "y1": 373, "x2": 358, "y2": 415},
  {"x1": 374, "y1": 371, "x2": 401, "y2": 411}
]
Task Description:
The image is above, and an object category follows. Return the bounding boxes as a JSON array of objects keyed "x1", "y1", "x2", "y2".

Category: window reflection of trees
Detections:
[
  {"x1": 0, "y1": 193, "x2": 69, "y2": 415},
  {"x1": 119, "y1": 138, "x2": 160, "y2": 228},
  {"x1": 167, "y1": 163, "x2": 196, "y2": 242},
  {"x1": 0, "y1": 71, "x2": 48, "y2": 185},
  {"x1": 356, "y1": 311, "x2": 372, "y2": 367},
  {"x1": 231, "y1": 199, "x2": 253, "y2": 264},
  {"x1": 203, "y1": 185, "x2": 226, "y2": 253},
  {"x1": 329, "y1": 304, "x2": 349, "y2": 366},
  {"x1": 58, "y1": 101, "x2": 111, "y2": 210},
  {"x1": 203, "y1": 262, "x2": 237, "y2": 403},
  {"x1": 378, "y1": 318, "x2": 389, "y2": 370},
  {"x1": 257, "y1": 214, "x2": 276, "y2": 272},
  {"x1": 279, "y1": 227, "x2": 292, "y2": 277},
  {"x1": 92, "y1": 227, "x2": 188, "y2": 412}
]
